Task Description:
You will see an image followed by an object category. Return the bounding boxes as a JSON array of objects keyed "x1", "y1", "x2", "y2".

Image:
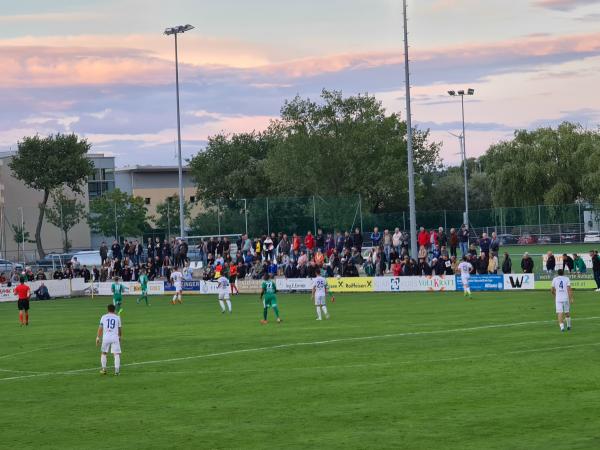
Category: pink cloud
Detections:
[{"x1": 534, "y1": 0, "x2": 600, "y2": 10}]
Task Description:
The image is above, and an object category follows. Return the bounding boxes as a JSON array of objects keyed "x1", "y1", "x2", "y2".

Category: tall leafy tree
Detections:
[
  {"x1": 9, "y1": 134, "x2": 93, "y2": 257},
  {"x1": 154, "y1": 196, "x2": 192, "y2": 236},
  {"x1": 88, "y1": 189, "x2": 148, "y2": 239},
  {"x1": 11, "y1": 223, "x2": 30, "y2": 263},
  {"x1": 45, "y1": 190, "x2": 87, "y2": 252}
]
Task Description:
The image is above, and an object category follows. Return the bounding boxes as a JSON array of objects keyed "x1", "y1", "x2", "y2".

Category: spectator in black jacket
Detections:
[
  {"x1": 459, "y1": 225, "x2": 469, "y2": 257},
  {"x1": 81, "y1": 265, "x2": 91, "y2": 283},
  {"x1": 476, "y1": 252, "x2": 489, "y2": 275},
  {"x1": 111, "y1": 240, "x2": 122, "y2": 261},
  {"x1": 521, "y1": 252, "x2": 534, "y2": 273},
  {"x1": 353, "y1": 228, "x2": 363, "y2": 253},
  {"x1": 479, "y1": 233, "x2": 491, "y2": 256},
  {"x1": 502, "y1": 252, "x2": 512, "y2": 274},
  {"x1": 562, "y1": 253, "x2": 574, "y2": 272},
  {"x1": 590, "y1": 250, "x2": 600, "y2": 291},
  {"x1": 316, "y1": 229, "x2": 325, "y2": 251},
  {"x1": 546, "y1": 251, "x2": 556, "y2": 275},
  {"x1": 418, "y1": 258, "x2": 432, "y2": 276},
  {"x1": 490, "y1": 232, "x2": 500, "y2": 256}
]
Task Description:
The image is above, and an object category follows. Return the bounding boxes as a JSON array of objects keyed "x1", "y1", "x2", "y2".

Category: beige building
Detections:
[
  {"x1": 114, "y1": 165, "x2": 201, "y2": 229},
  {"x1": 0, "y1": 152, "x2": 115, "y2": 263}
]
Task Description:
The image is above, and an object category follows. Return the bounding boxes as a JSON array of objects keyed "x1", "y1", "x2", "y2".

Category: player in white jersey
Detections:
[
  {"x1": 96, "y1": 304, "x2": 122, "y2": 376},
  {"x1": 457, "y1": 256, "x2": 474, "y2": 298},
  {"x1": 312, "y1": 275, "x2": 330, "y2": 320},
  {"x1": 551, "y1": 269, "x2": 573, "y2": 332},
  {"x1": 170, "y1": 267, "x2": 184, "y2": 305},
  {"x1": 217, "y1": 275, "x2": 232, "y2": 313}
]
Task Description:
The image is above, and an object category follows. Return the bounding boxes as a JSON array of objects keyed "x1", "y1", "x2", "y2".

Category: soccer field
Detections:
[{"x1": 1, "y1": 291, "x2": 600, "y2": 450}]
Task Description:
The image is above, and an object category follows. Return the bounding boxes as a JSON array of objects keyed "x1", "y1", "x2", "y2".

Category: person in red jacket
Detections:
[
  {"x1": 304, "y1": 231, "x2": 315, "y2": 257},
  {"x1": 14, "y1": 277, "x2": 31, "y2": 326},
  {"x1": 292, "y1": 233, "x2": 301, "y2": 253},
  {"x1": 417, "y1": 227, "x2": 430, "y2": 249}
]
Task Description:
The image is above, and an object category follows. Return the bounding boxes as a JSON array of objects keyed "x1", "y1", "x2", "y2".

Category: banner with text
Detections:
[
  {"x1": 535, "y1": 273, "x2": 597, "y2": 290},
  {"x1": 455, "y1": 275, "x2": 504, "y2": 291},
  {"x1": 503, "y1": 274, "x2": 535, "y2": 290},
  {"x1": 374, "y1": 276, "x2": 456, "y2": 292},
  {"x1": 329, "y1": 277, "x2": 374, "y2": 293}
]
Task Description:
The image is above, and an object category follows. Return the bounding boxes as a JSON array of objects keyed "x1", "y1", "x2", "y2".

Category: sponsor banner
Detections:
[
  {"x1": 164, "y1": 280, "x2": 219, "y2": 295},
  {"x1": 329, "y1": 277, "x2": 374, "y2": 293},
  {"x1": 455, "y1": 275, "x2": 504, "y2": 291},
  {"x1": 85, "y1": 281, "x2": 164, "y2": 296},
  {"x1": 503, "y1": 274, "x2": 535, "y2": 290},
  {"x1": 374, "y1": 276, "x2": 456, "y2": 292},
  {"x1": 535, "y1": 273, "x2": 597, "y2": 290},
  {"x1": 237, "y1": 279, "x2": 262, "y2": 294},
  {"x1": 0, "y1": 279, "x2": 72, "y2": 302},
  {"x1": 275, "y1": 278, "x2": 313, "y2": 292},
  {"x1": 542, "y1": 254, "x2": 592, "y2": 270}
]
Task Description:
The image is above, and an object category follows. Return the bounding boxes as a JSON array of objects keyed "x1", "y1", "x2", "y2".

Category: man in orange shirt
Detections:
[
  {"x1": 229, "y1": 262, "x2": 239, "y2": 295},
  {"x1": 14, "y1": 277, "x2": 31, "y2": 326}
]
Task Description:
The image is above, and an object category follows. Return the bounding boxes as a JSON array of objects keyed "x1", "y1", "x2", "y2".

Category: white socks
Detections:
[
  {"x1": 226, "y1": 300, "x2": 232, "y2": 312},
  {"x1": 114, "y1": 354, "x2": 120, "y2": 373},
  {"x1": 566, "y1": 317, "x2": 572, "y2": 328},
  {"x1": 560, "y1": 322, "x2": 565, "y2": 331},
  {"x1": 219, "y1": 300, "x2": 226, "y2": 312},
  {"x1": 172, "y1": 294, "x2": 177, "y2": 302},
  {"x1": 101, "y1": 354, "x2": 107, "y2": 369},
  {"x1": 316, "y1": 307, "x2": 322, "y2": 320},
  {"x1": 322, "y1": 305, "x2": 329, "y2": 317}
]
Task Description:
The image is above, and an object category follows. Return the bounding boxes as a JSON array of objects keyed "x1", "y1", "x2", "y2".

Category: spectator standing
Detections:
[
  {"x1": 476, "y1": 252, "x2": 489, "y2": 275},
  {"x1": 324, "y1": 233, "x2": 335, "y2": 257},
  {"x1": 521, "y1": 252, "x2": 534, "y2": 273},
  {"x1": 371, "y1": 227, "x2": 382, "y2": 247},
  {"x1": 146, "y1": 238, "x2": 154, "y2": 261},
  {"x1": 316, "y1": 229, "x2": 325, "y2": 251},
  {"x1": 490, "y1": 232, "x2": 500, "y2": 257},
  {"x1": 438, "y1": 227, "x2": 448, "y2": 249},
  {"x1": 335, "y1": 232, "x2": 344, "y2": 254},
  {"x1": 135, "y1": 240, "x2": 143, "y2": 265},
  {"x1": 546, "y1": 251, "x2": 556, "y2": 275},
  {"x1": 264, "y1": 235, "x2": 274, "y2": 261},
  {"x1": 562, "y1": 253, "x2": 574, "y2": 272},
  {"x1": 383, "y1": 229, "x2": 392, "y2": 270},
  {"x1": 99, "y1": 242, "x2": 108, "y2": 265},
  {"x1": 353, "y1": 228, "x2": 363, "y2": 253},
  {"x1": 304, "y1": 231, "x2": 315, "y2": 257},
  {"x1": 292, "y1": 233, "x2": 301, "y2": 254},
  {"x1": 111, "y1": 240, "x2": 122, "y2": 261},
  {"x1": 459, "y1": 225, "x2": 469, "y2": 257},
  {"x1": 591, "y1": 250, "x2": 600, "y2": 292},
  {"x1": 392, "y1": 228, "x2": 402, "y2": 256},
  {"x1": 417, "y1": 227, "x2": 429, "y2": 250},
  {"x1": 449, "y1": 228, "x2": 458, "y2": 258},
  {"x1": 479, "y1": 233, "x2": 491, "y2": 256},
  {"x1": 487, "y1": 253, "x2": 498, "y2": 274},
  {"x1": 343, "y1": 231, "x2": 353, "y2": 251},
  {"x1": 502, "y1": 252, "x2": 512, "y2": 274}
]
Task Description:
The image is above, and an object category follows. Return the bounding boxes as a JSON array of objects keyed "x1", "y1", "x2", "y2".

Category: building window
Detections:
[
  {"x1": 145, "y1": 198, "x2": 151, "y2": 205},
  {"x1": 189, "y1": 196, "x2": 196, "y2": 203}
]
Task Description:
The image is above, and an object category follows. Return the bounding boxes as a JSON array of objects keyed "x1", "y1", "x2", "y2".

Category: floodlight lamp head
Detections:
[
  {"x1": 448, "y1": 90, "x2": 456, "y2": 96},
  {"x1": 467, "y1": 88, "x2": 475, "y2": 95},
  {"x1": 164, "y1": 24, "x2": 194, "y2": 35},
  {"x1": 457, "y1": 90, "x2": 465, "y2": 95}
]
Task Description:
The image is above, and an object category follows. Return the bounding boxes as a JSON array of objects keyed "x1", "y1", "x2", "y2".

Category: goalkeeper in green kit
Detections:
[
  {"x1": 260, "y1": 273, "x2": 281, "y2": 324},
  {"x1": 136, "y1": 268, "x2": 150, "y2": 306}
]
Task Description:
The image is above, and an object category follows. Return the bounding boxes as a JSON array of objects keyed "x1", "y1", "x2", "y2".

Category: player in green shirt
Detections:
[
  {"x1": 260, "y1": 273, "x2": 281, "y2": 324},
  {"x1": 111, "y1": 276, "x2": 126, "y2": 315},
  {"x1": 136, "y1": 269, "x2": 150, "y2": 306}
]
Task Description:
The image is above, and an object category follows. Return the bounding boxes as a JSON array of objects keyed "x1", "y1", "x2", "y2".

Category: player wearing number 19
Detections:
[
  {"x1": 260, "y1": 273, "x2": 281, "y2": 324},
  {"x1": 551, "y1": 269, "x2": 574, "y2": 332},
  {"x1": 96, "y1": 304, "x2": 122, "y2": 376}
]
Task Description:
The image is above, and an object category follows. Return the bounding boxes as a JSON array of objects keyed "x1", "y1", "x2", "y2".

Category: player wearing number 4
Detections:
[
  {"x1": 551, "y1": 269, "x2": 574, "y2": 332},
  {"x1": 312, "y1": 274, "x2": 330, "y2": 320},
  {"x1": 96, "y1": 304, "x2": 122, "y2": 376}
]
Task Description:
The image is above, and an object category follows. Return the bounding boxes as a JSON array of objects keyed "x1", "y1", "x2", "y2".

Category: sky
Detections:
[{"x1": 2, "y1": 0, "x2": 600, "y2": 167}]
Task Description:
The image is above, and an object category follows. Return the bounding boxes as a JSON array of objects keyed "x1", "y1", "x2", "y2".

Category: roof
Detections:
[{"x1": 115, "y1": 165, "x2": 191, "y2": 174}]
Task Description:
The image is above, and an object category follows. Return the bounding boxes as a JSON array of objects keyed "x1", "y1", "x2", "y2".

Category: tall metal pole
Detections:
[
  {"x1": 244, "y1": 198, "x2": 248, "y2": 236},
  {"x1": 19, "y1": 207, "x2": 25, "y2": 266},
  {"x1": 167, "y1": 198, "x2": 171, "y2": 240},
  {"x1": 174, "y1": 32, "x2": 186, "y2": 238},
  {"x1": 114, "y1": 201, "x2": 118, "y2": 242},
  {"x1": 266, "y1": 197, "x2": 270, "y2": 235},
  {"x1": 358, "y1": 193, "x2": 363, "y2": 232},
  {"x1": 312, "y1": 195, "x2": 317, "y2": 235},
  {"x1": 403, "y1": 0, "x2": 418, "y2": 258},
  {"x1": 460, "y1": 96, "x2": 469, "y2": 227}
]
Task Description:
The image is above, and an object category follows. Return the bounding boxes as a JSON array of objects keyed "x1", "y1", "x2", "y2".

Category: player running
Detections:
[
  {"x1": 312, "y1": 274, "x2": 330, "y2": 320},
  {"x1": 551, "y1": 269, "x2": 573, "y2": 332},
  {"x1": 457, "y1": 256, "x2": 474, "y2": 298},
  {"x1": 14, "y1": 277, "x2": 31, "y2": 326},
  {"x1": 96, "y1": 304, "x2": 122, "y2": 376},
  {"x1": 170, "y1": 266, "x2": 184, "y2": 305},
  {"x1": 216, "y1": 274, "x2": 232, "y2": 313},
  {"x1": 136, "y1": 268, "x2": 150, "y2": 306},
  {"x1": 260, "y1": 273, "x2": 281, "y2": 324},
  {"x1": 111, "y1": 276, "x2": 126, "y2": 315}
]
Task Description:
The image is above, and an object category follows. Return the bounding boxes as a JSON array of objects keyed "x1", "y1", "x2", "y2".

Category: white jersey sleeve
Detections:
[
  {"x1": 100, "y1": 313, "x2": 121, "y2": 341},
  {"x1": 552, "y1": 276, "x2": 570, "y2": 302}
]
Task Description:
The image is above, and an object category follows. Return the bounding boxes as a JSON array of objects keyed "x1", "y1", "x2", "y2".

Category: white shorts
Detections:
[
  {"x1": 174, "y1": 284, "x2": 182, "y2": 293},
  {"x1": 314, "y1": 294, "x2": 326, "y2": 306},
  {"x1": 461, "y1": 276, "x2": 470, "y2": 287},
  {"x1": 101, "y1": 339, "x2": 121, "y2": 354},
  {"x1": 218, "y1": 291, "x2": 230, "y2": 300},
  {"x1": 556, "y1": 301, "x2": 570, "y2": 314}
]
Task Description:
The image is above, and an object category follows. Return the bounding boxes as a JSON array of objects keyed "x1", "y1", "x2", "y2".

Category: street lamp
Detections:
[
  {"x1": 448, "y1": 88, "x2": 475, "y2": 227},
  {"x1": 164, "y1": 24, "x2": 194, "y2": 238}
]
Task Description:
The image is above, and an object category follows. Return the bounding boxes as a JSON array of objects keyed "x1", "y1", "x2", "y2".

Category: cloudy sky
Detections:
[{"x1": 2, "y1": 0, "x2": 600, "y2": 167}]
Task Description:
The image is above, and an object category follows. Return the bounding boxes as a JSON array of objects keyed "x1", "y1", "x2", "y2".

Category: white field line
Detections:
[{"x1": 1, "y1": 316, "x2": 599, "y2": 382}]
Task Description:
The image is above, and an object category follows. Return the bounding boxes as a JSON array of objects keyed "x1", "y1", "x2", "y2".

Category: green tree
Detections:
[
  {"x1": 9, "y1": 134, "x2": 93, "y2": 258},
  {"x1": 88, "y1": 189, "x2": 148, "y2": 239},
  {"x1": 265, "y1": 90, "x2": 441, "y2": 213},
  {"x1": 45, "y1": 190, "x2": 87, "y2": 252},
  {"x1": 154, "y1": 196, "x2": 192, "y2": 237},
  {"x1": 188, "y1": 131, "x2": 277, "y2": 204}
]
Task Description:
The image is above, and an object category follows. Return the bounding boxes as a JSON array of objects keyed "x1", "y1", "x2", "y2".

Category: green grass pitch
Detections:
[{"x1": 1, "y1": 290, "x2": 600, "y2": 449}]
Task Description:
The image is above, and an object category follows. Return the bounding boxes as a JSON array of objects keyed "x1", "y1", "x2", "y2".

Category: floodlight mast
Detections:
[
  {"x1": 448, "y1": 88, "x2": 475, "y2": 227},
  {"x1": 164, "y1": 24, "x2": 194, "y2": 237}
]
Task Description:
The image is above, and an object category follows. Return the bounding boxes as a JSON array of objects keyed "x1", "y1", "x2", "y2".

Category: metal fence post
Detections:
[
  {"x1": 244, "y1": 198, "x2": 248, "y2": 236},
  {"x1": 358, "y1": 193, "x2": 363, "y2": 232},
  {"x1": 403, "y1": 211, "x2": 406, "y2": 231},
  {"x1": 538, "y1": 204, "x2": 542, "y2": 236},
  {"x1": 217, "y1": 199, "x2": 221, "y2": 236},
  {"x1": 444, "y1": 210, "x2": 447, "y2": 230},
  {"x1": 313, "y1": 195, "x2": 317, "y2": 234}
]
